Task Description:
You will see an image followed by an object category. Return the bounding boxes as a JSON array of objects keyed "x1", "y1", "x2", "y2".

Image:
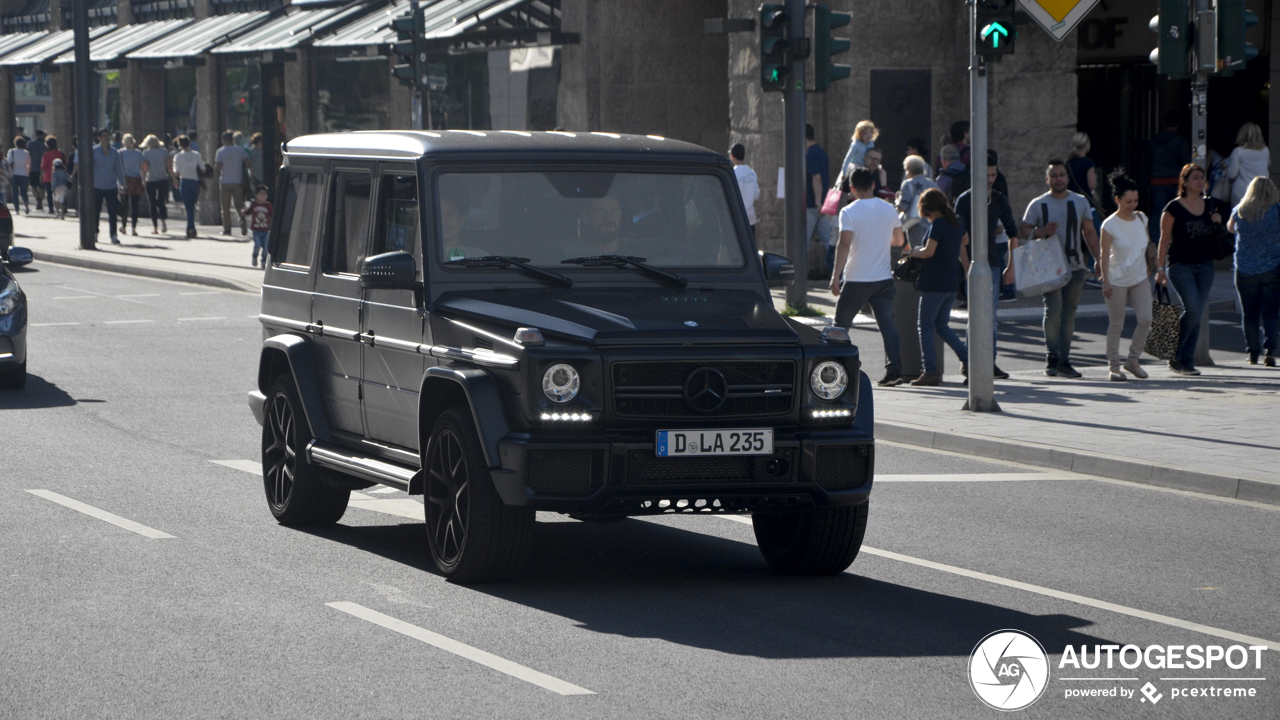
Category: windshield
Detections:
[{"x1": 436, "y1": 171, "x2": 745, "y2": 268}]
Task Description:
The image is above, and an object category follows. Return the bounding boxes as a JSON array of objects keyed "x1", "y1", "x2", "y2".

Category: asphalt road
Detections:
[{"x1": 2, "y1": 263, "x2": 1276, "y2": 719}]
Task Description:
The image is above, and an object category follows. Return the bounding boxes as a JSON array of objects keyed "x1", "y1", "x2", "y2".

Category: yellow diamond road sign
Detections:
[{"x1": 1019, "y1": 0, "x2": 1100, "y2": 42}]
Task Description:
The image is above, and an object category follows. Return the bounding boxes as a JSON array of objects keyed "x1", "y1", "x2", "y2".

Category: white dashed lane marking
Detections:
[
  {"x1": 51, "y1": 296, "x2": 95, "y2": 300},
  {"x1": 714, "y1": 515, "x2": 1276, "y2": 651},
  {"x1": 326, "y1": 602, "x2": 595, "y2": 696},
  {"x1": 211, "y1": 460, "x2": 262, "y2": 475},
  {"x1": 25, "y1": 490, "x2": 175, "y2": 539},
  {"x1": 103, "y1": 319, "x2": 154, "y2": 325},
  {"x1": 30, "y1": 322, "x2": 81, "y2": 327},
  {"x1": 180, "y1": 291, "x2": 223, "y2": 296},
  {"x1": 177, "y1": 317, "x2": 227, "y2": 322}
]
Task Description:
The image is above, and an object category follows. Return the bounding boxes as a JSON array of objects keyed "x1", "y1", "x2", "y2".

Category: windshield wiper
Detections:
[
  {"x1": 455, "y1": 256, "x2": 573, "y2": 288},
  {"x1": 560, "y1": 255, "x2": 688, "y2": 288}
]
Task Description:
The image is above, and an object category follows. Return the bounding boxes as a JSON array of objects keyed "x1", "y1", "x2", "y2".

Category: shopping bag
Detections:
[
  {"x1": 1145, "y1": 284, "x2": 1181, "y2": 360},
  {"x1": 820, "y1": 187, "x2": 843, "y2": 216},
  {"x1": 1012, "y1": 237, "x2": 1070, "y2": 297}
]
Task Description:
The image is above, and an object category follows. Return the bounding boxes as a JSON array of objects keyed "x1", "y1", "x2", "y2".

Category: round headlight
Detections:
[
  {"x1": 542, "y1": 363, "x2": 580, "y2": 404},
  {"x1": 810, "y1": 361, "x2": 848, "y2": 401}
]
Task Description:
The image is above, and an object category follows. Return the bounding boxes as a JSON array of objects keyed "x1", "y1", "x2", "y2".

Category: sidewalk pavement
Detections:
[
  {"x1": 19, "y1": 212, "x2": 1275, "y2": 505},
  {"x1": 775, "y1": 280, "x2": 1279, "y2": 506},
  {"x1": 15, "y1": 212, "x2": 264, "y2": 293}
]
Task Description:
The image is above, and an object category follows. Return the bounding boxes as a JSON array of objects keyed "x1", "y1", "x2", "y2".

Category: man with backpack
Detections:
[{"x1": 1009, "y1": 159, "x2": 1100, "y2": 378}]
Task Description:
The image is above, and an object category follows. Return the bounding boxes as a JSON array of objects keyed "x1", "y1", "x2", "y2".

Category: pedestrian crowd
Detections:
[
  {"x1": 0, "y1": 127, "x2": 271, "y2": 266},
  {"x1": 730, "y1": 116, "x2": 1280, "y2": 385}
]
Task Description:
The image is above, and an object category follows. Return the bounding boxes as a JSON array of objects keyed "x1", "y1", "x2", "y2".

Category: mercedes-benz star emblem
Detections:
[
  {"x1": 684, "y1": 367, "x2": 728, "y2": 413},
  {"x1": 685, "y1": 321, "x2": 699, "y2": 327}
]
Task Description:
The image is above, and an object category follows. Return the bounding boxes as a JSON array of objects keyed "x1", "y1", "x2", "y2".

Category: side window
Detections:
[
  {"x1": 322, "y1": 171, "x2": 373, "y2": 275},
  {"x1": 372, "y1": 174, "x2": 419, "y2": 257},
  {"x1": 272, "y1": 172, "x2": 320, "y2": 268}
]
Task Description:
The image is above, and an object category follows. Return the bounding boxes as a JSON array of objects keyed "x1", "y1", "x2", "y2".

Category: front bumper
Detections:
[
  {"x1": 0, "y1": 311, "x2": 27, "y2": 367},
  {"x1": 490, "y1": 426, "x2": 874, "y2": 517}
]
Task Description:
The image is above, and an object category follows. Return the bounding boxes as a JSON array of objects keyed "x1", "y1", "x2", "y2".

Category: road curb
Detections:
[
  {"x1": 874, "y1": 419, "x2": 1280, "y2": 506},
  {"x1": 31, "y1": 249, "x2": 257, "y2": 293}
]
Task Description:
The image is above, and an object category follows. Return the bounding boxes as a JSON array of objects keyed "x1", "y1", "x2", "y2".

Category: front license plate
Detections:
[{"x1": 655, "y1": 429, "x2": 773, "y2": 457}]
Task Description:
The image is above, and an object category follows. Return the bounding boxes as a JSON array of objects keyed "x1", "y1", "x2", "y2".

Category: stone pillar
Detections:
[
  {"x1": 284, "y1": 49, "x2": 312, "y2": 140},
  {"x1": 119, "y1": 65, "x2": 165, "y2": 138},
  {"x1": 0, "y1": 69, "x2": 12, "y2": 142},
  {"x1": 388, "y1": 61, "x2": 412, "y2": 129},
  {"x1": 556, "y1": 0, "x2": 599, "y2": 131}
]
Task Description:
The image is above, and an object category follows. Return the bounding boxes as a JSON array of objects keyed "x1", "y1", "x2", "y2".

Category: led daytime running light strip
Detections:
[
  {"x1": 540, "y1": 412, "x2": 594, "y2": 422},
  {"x1": 811, "y1": 408, "x2": 852, "y2": 418}
]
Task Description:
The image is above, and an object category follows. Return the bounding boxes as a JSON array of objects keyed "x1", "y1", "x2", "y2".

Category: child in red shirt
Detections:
[{"x1": 243, "y1": 185, "x2": 271, "y2": 267}]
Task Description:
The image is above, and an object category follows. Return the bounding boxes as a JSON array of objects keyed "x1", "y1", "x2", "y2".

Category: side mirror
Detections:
[
  {"x1": 4, "y1": 246, "x2": 32, "y2": 266},
  {"x1": 360, "y1": 251, "x2": 418, "y2": 290},
  {"x1": 759, "y1": 251, "x2": 795, "y2": 288}
]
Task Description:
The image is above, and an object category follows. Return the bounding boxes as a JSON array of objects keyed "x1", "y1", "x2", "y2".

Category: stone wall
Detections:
[{"x1": 558, "y1": 0, "x2": 729, "y2": 151}]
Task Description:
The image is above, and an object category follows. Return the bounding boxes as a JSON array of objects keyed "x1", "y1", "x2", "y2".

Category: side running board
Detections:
[{"x1": 307, "y1": 441, "x2": 422, "y2": 494}]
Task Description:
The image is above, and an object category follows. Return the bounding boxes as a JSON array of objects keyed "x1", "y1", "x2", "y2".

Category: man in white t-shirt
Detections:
[
  {"x1": 831, "y1": 167, "x2": 906, "y2": 386},
  {"x1": 729, "y1": 143, "x2": 759, "y2": 234}
]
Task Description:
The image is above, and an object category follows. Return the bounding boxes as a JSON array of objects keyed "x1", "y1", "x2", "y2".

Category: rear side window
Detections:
[
  {"x1": 372, "y1": 174, "x2": 419, "y2": 257},
  {"x1": 322, "y1": 172, "x2": 373, "y2": 275},
  {"x1": 272, "y1": 172, "x2": 321, "y2": 267}
]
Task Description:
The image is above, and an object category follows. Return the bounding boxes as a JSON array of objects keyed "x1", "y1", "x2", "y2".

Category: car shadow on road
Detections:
[
  {"x1": 0, "y1": 373, "x2": 77, "y2": 409},
  {"x1": 306, "y1": 514, "x2": 1111, "y2": 659}
]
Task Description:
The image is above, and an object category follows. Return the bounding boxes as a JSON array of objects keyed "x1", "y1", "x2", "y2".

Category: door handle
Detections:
[{"x1": 359, "y1": 331, "x2": 376, "y2": 346}]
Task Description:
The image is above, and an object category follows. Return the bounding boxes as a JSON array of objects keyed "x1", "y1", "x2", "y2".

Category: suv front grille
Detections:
[
  {"x1": 814, "y1": 444, "x2": 873, "y2": 490},
  {"x1": 612, "y1": 361, "x2": 795, "y2": 418},
  {"x1": 528, "y1": 450, "x2": 605, "y2": 495},
  {"x1": 626, "y1": 448, "x2": 797, "y2": 485}
]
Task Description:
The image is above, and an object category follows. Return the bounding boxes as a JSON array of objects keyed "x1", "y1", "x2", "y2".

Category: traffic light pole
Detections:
[
  {"x1": 782, "y1": 0, "x2": 808, "y2": 310},
  {"x1": 1191, "y1": 0, "x2": 1213, "y2": 366},
  {"x1": 965, "y1": 0, "x2": 998, "y2": 412}
]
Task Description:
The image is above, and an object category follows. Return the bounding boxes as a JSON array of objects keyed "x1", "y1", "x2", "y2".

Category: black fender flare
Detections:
[
  {"x1": 257, "y1": 334, "x2": 332, "y2": 443},
  {"x1": 853, "y1": 370, "x2": 874, "y2": 438},
  {"x1": 419, "y1": 366, "x2": 509, "y2": 467}
]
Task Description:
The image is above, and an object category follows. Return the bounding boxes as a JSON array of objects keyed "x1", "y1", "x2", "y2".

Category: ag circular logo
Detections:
[{"x1": 968, "y1": 630, "x2": 1050, "y2": 711}]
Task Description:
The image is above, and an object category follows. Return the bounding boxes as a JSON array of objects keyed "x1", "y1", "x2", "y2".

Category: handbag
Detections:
[
  {"x1": 892, "y1": 254, "x2": 922, "y2": 284},
  {"x1": 1145, "y1": 284, "x2": 1181, "y2": 360},
  {"x1": 1012, "y1": 236, "x2": 1071, "y2": 296},
  {"x1": 820, "y1": 187, "x2": 843, "y2": 216},
  {"x1": 125, "y1": 175, "x2": 144, "y2": 196},
  {"x1": 1206, "y1": 202, "x2": 1235, "y2": 260}
]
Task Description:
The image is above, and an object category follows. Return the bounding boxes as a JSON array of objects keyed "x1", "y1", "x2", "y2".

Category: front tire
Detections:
[
  {"x1": 424, "y1": 406, "x2": 533, "y2": 583},
  {"x1": 262, "y1": 374, "x2": 349, "y2": 525},
  {"x1": 752, "y1": 501, "x2": 868, "y2": 575},
  {"x1": 0, "y1": 359, "x2": 25, "y2": 389}
]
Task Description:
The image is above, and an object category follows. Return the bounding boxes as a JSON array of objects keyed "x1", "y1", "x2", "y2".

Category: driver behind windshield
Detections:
[{"x1": 575, "y1": 195, "x2": 624, "y2": 255}]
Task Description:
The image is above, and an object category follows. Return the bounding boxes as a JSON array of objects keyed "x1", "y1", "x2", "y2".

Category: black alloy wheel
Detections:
[
  {"x1": 423, "y1": 406, "x2": 533, "y2": 583},
  {"x1": 261, "y1": 374, "x2": 348, "y2": 525}
]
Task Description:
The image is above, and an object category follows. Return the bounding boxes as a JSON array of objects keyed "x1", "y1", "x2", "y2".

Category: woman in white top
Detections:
[
  {"x1": 1097, "y1": 170, "x2": 1154, "y2": 381},
  {"x1": 6, "y1": 135, "x2": 30, "y2": 214},
  {"x1": 1226, "y1": 122, "x2": 1270, "y2": 206},
  {"x1": 171, "y1": 135, "x2": 204, "y2": 238}
]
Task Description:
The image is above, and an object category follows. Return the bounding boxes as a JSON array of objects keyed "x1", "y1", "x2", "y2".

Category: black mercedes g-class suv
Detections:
[{"x1": 249, "y1": 130, "x2": 874, "y2": 582}]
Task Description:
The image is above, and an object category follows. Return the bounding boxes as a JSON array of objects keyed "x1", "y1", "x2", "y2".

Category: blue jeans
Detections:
[
  {"x1": 918, "y1": 291, "x2": 968, "y2": 373},
  {"x1": 1042, "y1": 269, "x2": 1087, "y2": 363},
  {"x1": 252, "y1": 230, "x2": 269, "y2": 262},
  {"x1": 1168, "y1": 261, "x2": 1215, "y2": 367},
  {"x1": 1235, "y1": 266, "x2": 1280, "y2": 355},
  {"x1": 833, "y1": 277, "x2": 901, "y2": 376},
  {"x1": 10, "y1": 175, "x2": 28, "y2": 209},
  {"x1": 180, "y1": 179, "x2": 200, "y2": 233}
]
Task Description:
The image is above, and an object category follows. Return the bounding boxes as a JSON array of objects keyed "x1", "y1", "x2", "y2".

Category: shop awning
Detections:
[
  {"x1": 420, "y1": 0, "x2": 575, "y2": 51},
  {"x1": 0, "y1": 31, "x2": 49, "y2": 63},
  {"x1": 0, "y1": 25, "x2": 115, "y2": 68},
  {"x1": 51, "y1": 18, "x2": 192, "y2": 66},
  {"x1": 126, "y1": 11, "x2": 270, "y2": 62},
  {"x1": 211, "y1": 4, "x2": 374, "y2": 56},
  {"x1": 312, "y1": 0, "x2": 575, "y2": 54},
  {"x1": 312, "y1": 0, "x2": 407, "y2": 49}
]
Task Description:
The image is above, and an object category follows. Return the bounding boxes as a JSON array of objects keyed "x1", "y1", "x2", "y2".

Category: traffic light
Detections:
[
  {"x1": 392, "y1": 5, "x2": 425, "y2": 89},
  {"x1": 1148, "y1": 0, "x2": 1190, "y2": 79},
  {"x1": 976, "y1": 0, "x2": 1016, "y2": 58},
  {"x1": 812, "y1": 4, "x2": 850, "y2": 91},
  {"x1": 1217, "y1": 0, "x2": 1258, "y2": 76},
  {"x1": 759, "y1": 4, "x2": 790, "y2": 92}
]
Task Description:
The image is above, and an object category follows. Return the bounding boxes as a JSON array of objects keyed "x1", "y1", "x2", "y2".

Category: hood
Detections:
[{"x1": 434, "y1": 287, "x2": 799, "y2": 345}]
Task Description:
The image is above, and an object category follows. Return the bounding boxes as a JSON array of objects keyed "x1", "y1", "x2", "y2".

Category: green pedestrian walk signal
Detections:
[
  {"x1": 758, "y1": 4, "x2": 790, "y2": 92},
  {"x1": 976, "y1": 0, "x2": 1015, "y2": 58}
]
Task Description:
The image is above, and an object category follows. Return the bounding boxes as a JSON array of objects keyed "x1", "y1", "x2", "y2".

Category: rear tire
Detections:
[
  {"x1": 423, "y1": 406, "x2": 533, "y2": 583},
  {"x1": 262, "y1": 374, "x2": 349, "y2": 525},
  {"x1": 752, "y1": 501, "x2": 868, "y2": 575},
  {"x1": 0, "y1": 360, "x2": 25, "y2": 389}
]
